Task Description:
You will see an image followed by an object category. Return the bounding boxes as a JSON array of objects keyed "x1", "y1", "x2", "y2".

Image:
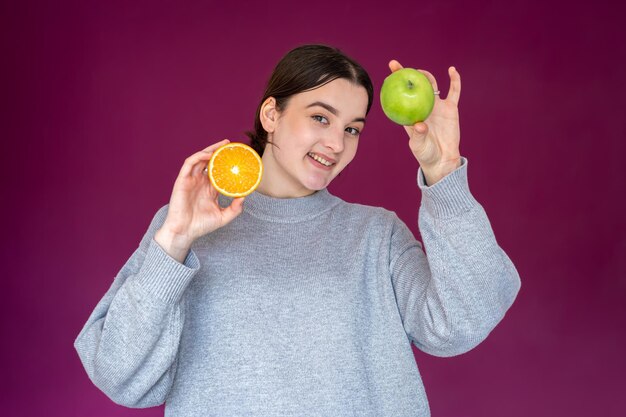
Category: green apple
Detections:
[{"x1": 380, "y1": 68, "x2": 435, "y2": 125}]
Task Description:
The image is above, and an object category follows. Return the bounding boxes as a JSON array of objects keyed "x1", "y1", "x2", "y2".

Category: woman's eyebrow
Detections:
[{"x1": 306, "y1": 101, "x2": 366, "y2": 123}]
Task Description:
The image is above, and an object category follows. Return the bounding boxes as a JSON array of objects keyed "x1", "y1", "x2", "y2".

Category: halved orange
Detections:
[{"x1": 208, "y1": 142, "x2": 263, "y2": 197}]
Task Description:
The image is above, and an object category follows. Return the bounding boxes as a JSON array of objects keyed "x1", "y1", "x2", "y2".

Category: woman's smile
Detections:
[{"x1": 307, "y1": 152, "x2": 336, "y2": 169}]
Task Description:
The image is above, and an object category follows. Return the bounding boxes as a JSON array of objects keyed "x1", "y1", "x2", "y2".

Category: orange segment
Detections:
[{"x1": 208, "y1": 142, "x2": 263, "y2": 197}]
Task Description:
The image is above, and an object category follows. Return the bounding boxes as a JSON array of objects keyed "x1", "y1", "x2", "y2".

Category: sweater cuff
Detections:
[
  {"x1": 134, "y1": 238, "x2": 200, "y2": 303},
  {"x1": 417, "y1": 157, "x2": 478, "y2": 219}
]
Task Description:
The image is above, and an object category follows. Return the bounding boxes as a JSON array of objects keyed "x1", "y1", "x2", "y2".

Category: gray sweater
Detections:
[{"x1": 75, "y1": 158, "x2": 520, "y2": 416}]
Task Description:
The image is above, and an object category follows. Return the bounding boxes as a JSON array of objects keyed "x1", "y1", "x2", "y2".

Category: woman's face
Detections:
[{"x1": 259, "y1": 78, "x2": 369, "y2": 198}]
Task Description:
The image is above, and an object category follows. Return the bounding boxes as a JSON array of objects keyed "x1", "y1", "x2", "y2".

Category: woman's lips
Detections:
[{"x1": 307, "y1": 152, "x2": 335, "y2": 168}]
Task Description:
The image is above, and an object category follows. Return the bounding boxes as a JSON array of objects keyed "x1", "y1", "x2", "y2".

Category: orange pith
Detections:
[{"x1": 208, "y1": 142, "x2": 263, "y2": 197}]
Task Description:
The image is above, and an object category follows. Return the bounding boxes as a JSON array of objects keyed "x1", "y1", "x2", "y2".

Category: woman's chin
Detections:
[{"x1": 302, "y1": 173, "x2": 335, "y2": 192}]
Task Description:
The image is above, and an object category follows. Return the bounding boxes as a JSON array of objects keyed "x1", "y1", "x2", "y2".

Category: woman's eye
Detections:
[
  {"x1": 312, "y1": 115, "x2": 328, "y2": 124},
  {"x1": 345, "y1": 127, "x2": 360, "y2": 136}
]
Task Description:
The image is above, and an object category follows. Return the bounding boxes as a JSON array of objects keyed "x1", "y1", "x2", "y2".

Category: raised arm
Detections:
[
  {"x1": 75, "y1": 140, "x2": 245, "y2": 406},
  {"x1": 390, "y1": 160, "x2": 521, "y2": 356}
]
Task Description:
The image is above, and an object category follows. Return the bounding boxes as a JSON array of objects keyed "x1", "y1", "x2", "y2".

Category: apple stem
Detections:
[{"x1": 407, "y1": 80, "x2": 414, "y2": 89}]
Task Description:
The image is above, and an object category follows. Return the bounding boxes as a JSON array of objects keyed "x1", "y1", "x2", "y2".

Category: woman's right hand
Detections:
[{"x1": 154, "y1": 139, "x2": 245, "y2": 262}]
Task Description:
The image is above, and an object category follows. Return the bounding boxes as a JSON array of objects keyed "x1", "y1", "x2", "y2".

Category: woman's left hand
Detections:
[{"x1": 388, "y1": 60, "x2": 462, "y2": 186}]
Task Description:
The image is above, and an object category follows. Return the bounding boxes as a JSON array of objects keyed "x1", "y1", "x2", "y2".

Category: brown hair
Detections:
[{"x1": 246, "y1": 44, "x2": 374, "y2": 156}]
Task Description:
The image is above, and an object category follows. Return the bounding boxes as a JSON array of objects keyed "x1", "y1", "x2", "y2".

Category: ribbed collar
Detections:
[{"x1": 243, "y1": 188, "x2": 341, "y2": 223}]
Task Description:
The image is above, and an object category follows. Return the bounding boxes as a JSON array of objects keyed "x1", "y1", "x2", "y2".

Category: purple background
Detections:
[{"x1": 3, "y1": 0, "x2": 625, "y2": 416}]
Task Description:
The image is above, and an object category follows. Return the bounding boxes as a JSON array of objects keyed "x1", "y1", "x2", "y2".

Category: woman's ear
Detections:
[{"x1": 260, "y1": 97, "x2": 278, "y2": 133}]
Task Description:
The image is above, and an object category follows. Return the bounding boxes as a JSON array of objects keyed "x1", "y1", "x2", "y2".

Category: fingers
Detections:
[
  {"x1": 420, "y1": 67, "x2": 461, "y2": 105},
  {"x1": 447, "y1": 66, "x2": 461, "y2": 105},
  {"x1": 417, "y1": 69, "x2": 439, "y2": 94},
  {"x1": 403, "y1": 121, "x2": 429, "y2": 145},
  {"x1": 412, "y1": 122, "x2": 429, "y2": 134},
  {"x1": 388, "y1": 59, "x2": 403, "y2": 73},
  {"x1": 406, "y1": 122, "x2": 430, "y2": 158},
  {"x1": 179, "y1": 139, "x2": 230, "y2": 178}
]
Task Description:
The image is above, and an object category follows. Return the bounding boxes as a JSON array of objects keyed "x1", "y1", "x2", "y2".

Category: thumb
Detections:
[
  {"x1": 388, "y1": 59, "x2": 403, "y2": 73},
  {"x1": 220, "y1": 197, "x2": 245, "y2": 225}
]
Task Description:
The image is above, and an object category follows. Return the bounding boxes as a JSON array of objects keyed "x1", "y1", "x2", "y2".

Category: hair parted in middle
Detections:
[{"x1": 246, "y1": 44, "x2": 374, "y2": 156}]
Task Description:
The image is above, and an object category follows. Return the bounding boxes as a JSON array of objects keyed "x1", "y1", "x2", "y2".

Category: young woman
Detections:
[{"x1": 75, "y1": 44, "x2": 520, "y2": 416}]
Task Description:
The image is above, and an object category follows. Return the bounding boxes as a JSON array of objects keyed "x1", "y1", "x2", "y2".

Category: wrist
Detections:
[
  {"x1": 421, "y1": 157, "x2": 462, "y2": 186},
  {"x1": 154, "y1": 227, "x2": 193, "y2": 263}
]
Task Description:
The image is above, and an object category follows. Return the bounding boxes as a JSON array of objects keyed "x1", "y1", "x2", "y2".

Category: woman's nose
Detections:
[{"x1": 321, "y1": 128, "x2": 344, "y2": 153}]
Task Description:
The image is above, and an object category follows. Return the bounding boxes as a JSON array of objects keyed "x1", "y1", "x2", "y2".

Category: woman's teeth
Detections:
[{"x1": 308, "y1": 152, "x2": 333, "y2": 167}]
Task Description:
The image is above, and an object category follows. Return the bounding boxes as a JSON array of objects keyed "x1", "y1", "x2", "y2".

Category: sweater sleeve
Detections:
[
  {"x1": 74, "y1": 206, "x2": 200, "y2": 407},
  {"x1": 389, "y1": 158, "x2": 521, "y2": 357}
]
